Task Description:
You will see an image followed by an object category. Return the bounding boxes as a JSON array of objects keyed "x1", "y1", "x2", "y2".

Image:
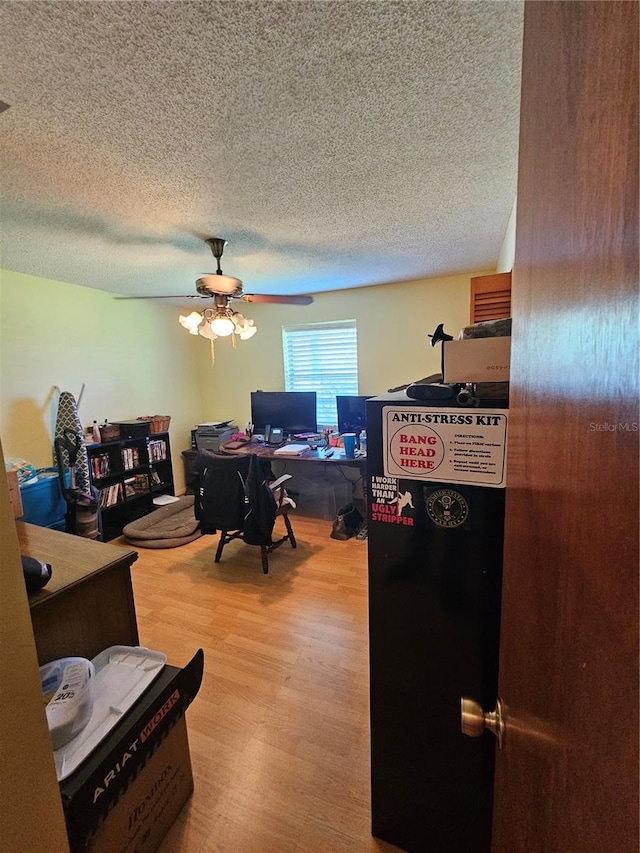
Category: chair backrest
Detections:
[{"x1": 190, "y1": 451, "x2": 277, "y2": 544}]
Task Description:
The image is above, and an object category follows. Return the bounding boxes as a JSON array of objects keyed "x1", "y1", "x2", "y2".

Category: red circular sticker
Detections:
[{"x1": 388, "y1": 423, "x2": 445, "y2": 473}]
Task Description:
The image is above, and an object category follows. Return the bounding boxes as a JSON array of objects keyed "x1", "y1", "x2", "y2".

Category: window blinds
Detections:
[{"x1": 282, "y1": 321, "x2": 358, "y2": 428}]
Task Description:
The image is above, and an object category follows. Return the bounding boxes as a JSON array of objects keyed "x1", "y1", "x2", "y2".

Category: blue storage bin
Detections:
[{"x1": 19, "y1": 468, "x2": 67, "y2": 529}]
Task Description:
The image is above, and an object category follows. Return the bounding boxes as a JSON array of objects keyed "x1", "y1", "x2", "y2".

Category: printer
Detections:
[{"x1": 194, "y1": 421, "x2": 237, "y2": 452}]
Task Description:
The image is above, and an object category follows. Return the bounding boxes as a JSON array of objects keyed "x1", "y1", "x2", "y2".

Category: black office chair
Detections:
[{"x1": 189, "y1": 451, "x2": 297, "y2": 574}]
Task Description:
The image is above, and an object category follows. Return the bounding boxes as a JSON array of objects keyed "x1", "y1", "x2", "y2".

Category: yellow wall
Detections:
[
  {"x1": 1, "y1": 268, "x2": 480, "y2": 489},
  {"x1": 0, "y1": 270, "x2": 207, "y2": 492}
]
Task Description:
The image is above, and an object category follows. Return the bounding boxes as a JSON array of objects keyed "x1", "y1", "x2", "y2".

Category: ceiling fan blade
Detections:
[
  {"x1": 241, "y1": 293, "x2": 313, "y2": 305},
  {"x1": 112, "y1": 238, "x2": 313, "y2": 306},
  {"x1": 113, "y1": 294, "x2": 211, "y2": 300}
]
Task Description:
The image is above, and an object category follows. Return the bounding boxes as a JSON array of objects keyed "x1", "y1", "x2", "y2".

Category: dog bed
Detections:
[{"x1": 122, "y1": 495, "x2": 201, "y2": 548}]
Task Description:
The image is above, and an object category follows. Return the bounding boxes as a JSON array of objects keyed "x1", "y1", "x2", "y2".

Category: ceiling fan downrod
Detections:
[{"x1": 205, "y1": 237, "x2": 227, "y2": 276}]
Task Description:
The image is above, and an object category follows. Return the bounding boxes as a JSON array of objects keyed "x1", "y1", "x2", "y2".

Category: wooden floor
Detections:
[{"x1": 123, "y1": 513, "x2": 401, "y2": 853}]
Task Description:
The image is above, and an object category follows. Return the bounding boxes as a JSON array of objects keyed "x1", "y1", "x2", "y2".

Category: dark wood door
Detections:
[{"x1": 492, "y1": 3, "x2": 638, "y2": 852}]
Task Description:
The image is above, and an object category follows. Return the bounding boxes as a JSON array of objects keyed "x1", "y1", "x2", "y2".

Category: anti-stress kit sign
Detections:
[{"x1": 382, "y1": 406, "x2": 508, "y2": 487}]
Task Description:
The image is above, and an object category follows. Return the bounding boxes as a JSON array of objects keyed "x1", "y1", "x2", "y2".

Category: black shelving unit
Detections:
[{"x1": 86, "y1": 431, "x2": 174, "y2": 541}]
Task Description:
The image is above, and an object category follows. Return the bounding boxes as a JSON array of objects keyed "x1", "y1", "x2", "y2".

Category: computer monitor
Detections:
[
  {"x1": 250, "y1": 391, "x2": 318, "y2": 437},
  {"x1": 336, "y1": 395, "x2": 371, "y2": 434}
]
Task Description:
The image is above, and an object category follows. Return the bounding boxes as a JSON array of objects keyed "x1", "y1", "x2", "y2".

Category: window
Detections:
[{"x1": 282, "y1": 320, "x2": 358, "y2": 428}]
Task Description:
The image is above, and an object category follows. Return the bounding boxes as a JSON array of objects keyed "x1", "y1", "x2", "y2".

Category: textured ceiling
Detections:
[{"x1": 0, "y1": 1, "x2": 523, "y2": 300}]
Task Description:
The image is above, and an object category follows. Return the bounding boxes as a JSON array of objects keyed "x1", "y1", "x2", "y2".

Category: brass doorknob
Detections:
[{"x1": 461, "y1": 697, "x2": 505, "y2": 749}]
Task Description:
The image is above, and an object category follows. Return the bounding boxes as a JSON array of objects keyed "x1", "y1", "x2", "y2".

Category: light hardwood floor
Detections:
[{"x1": 122, "y1": 513, "x2": 401, "y2": 853}]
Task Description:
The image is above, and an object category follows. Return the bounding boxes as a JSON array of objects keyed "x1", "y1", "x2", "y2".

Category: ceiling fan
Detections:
[
  {"x1": 116, "y1": 236, "x2": 314, "y2": 306},
  {"x1": 116, "y1": 236, "x2": 312, "y2": 360}
]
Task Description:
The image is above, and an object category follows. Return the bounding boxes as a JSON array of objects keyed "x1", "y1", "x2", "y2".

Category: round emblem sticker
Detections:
[{"x1": 425, "y1": 488, "x2": 469, "y2": 528}]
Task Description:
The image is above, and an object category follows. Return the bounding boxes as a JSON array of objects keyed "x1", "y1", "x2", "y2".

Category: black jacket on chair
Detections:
[{"x1": 189, "y1": 451, "x2": 277, "y2": 545}]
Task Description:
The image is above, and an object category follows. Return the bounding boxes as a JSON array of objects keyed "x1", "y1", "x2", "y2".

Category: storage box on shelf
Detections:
[
  {"x1": 137, "y1": 415, "x2": 171, "y2": 434},
  {"x1": 443, "y1": 336, "x2": 511, "y2": 383},
  {"x1": 98, "y1": 423, "x2": 120, "y2": 442},
  {"x1": 86, "y1": 432, "x2": 174, "y2": 541}
]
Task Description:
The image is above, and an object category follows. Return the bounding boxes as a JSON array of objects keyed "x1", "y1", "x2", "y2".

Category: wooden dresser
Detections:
[{"x1": 17, "y1": 522, "x2": 139, "y2": 665}]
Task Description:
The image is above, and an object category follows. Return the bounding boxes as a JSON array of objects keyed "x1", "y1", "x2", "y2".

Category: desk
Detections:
[
  {"x1": 236, "y1": 441, "x2": 366, "y2": 467},
  {"x1": 182, "y1": 443, "x2": 367, "y2": 519},
  {"x1": 17, "y1": 522, "x2": 139, "y2": 665},
  {"x1": 182, "y1": 442, "x2": 366, "y2": 469}
]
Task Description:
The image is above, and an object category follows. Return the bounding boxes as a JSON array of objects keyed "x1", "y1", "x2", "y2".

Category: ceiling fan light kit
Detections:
[
  {"x1": 178, "y1": 240, "x2": 258, "y2": 361},
  {"x1": 178, "y1": 305, "x2": 257, "y2": 362}
]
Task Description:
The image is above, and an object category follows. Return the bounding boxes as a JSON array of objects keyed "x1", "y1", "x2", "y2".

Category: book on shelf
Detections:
[
  {"x1": 121, "y1": 446, "x2": 141, "y2": 470},
  {"x1": 124, "y1": 473, "x2": 149, "y2": 497},
  {"x1": 92, "y1": 452, "x2": 111, "y2": 478},
  {"x1": 148, "y1": 439, "x2": 167, "y2": 462},
  {"x1": 99, "y1": 482, "x2": 122, "y2": 508}
]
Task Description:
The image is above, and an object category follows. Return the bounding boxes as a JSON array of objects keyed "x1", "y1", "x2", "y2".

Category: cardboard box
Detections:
[
  {"x1": 61, "y1": 649, "x2": 204, "y2": 853},
  {"x1": 88, "y1": 717, "x2": 192, "y2": 853},
  {"x1": 443, "y1": 336, "x2": 511, "y2": 383}
]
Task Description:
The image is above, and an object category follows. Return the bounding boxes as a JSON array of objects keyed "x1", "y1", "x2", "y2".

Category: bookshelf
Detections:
[{"x1": 86, "y1": 432, "x2": 174, "y2": 541}]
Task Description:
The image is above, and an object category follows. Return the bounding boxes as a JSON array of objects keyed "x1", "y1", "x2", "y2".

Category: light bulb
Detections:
[{"x1": 210, "y1": 315, "x2": 235, "y2": 337}]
